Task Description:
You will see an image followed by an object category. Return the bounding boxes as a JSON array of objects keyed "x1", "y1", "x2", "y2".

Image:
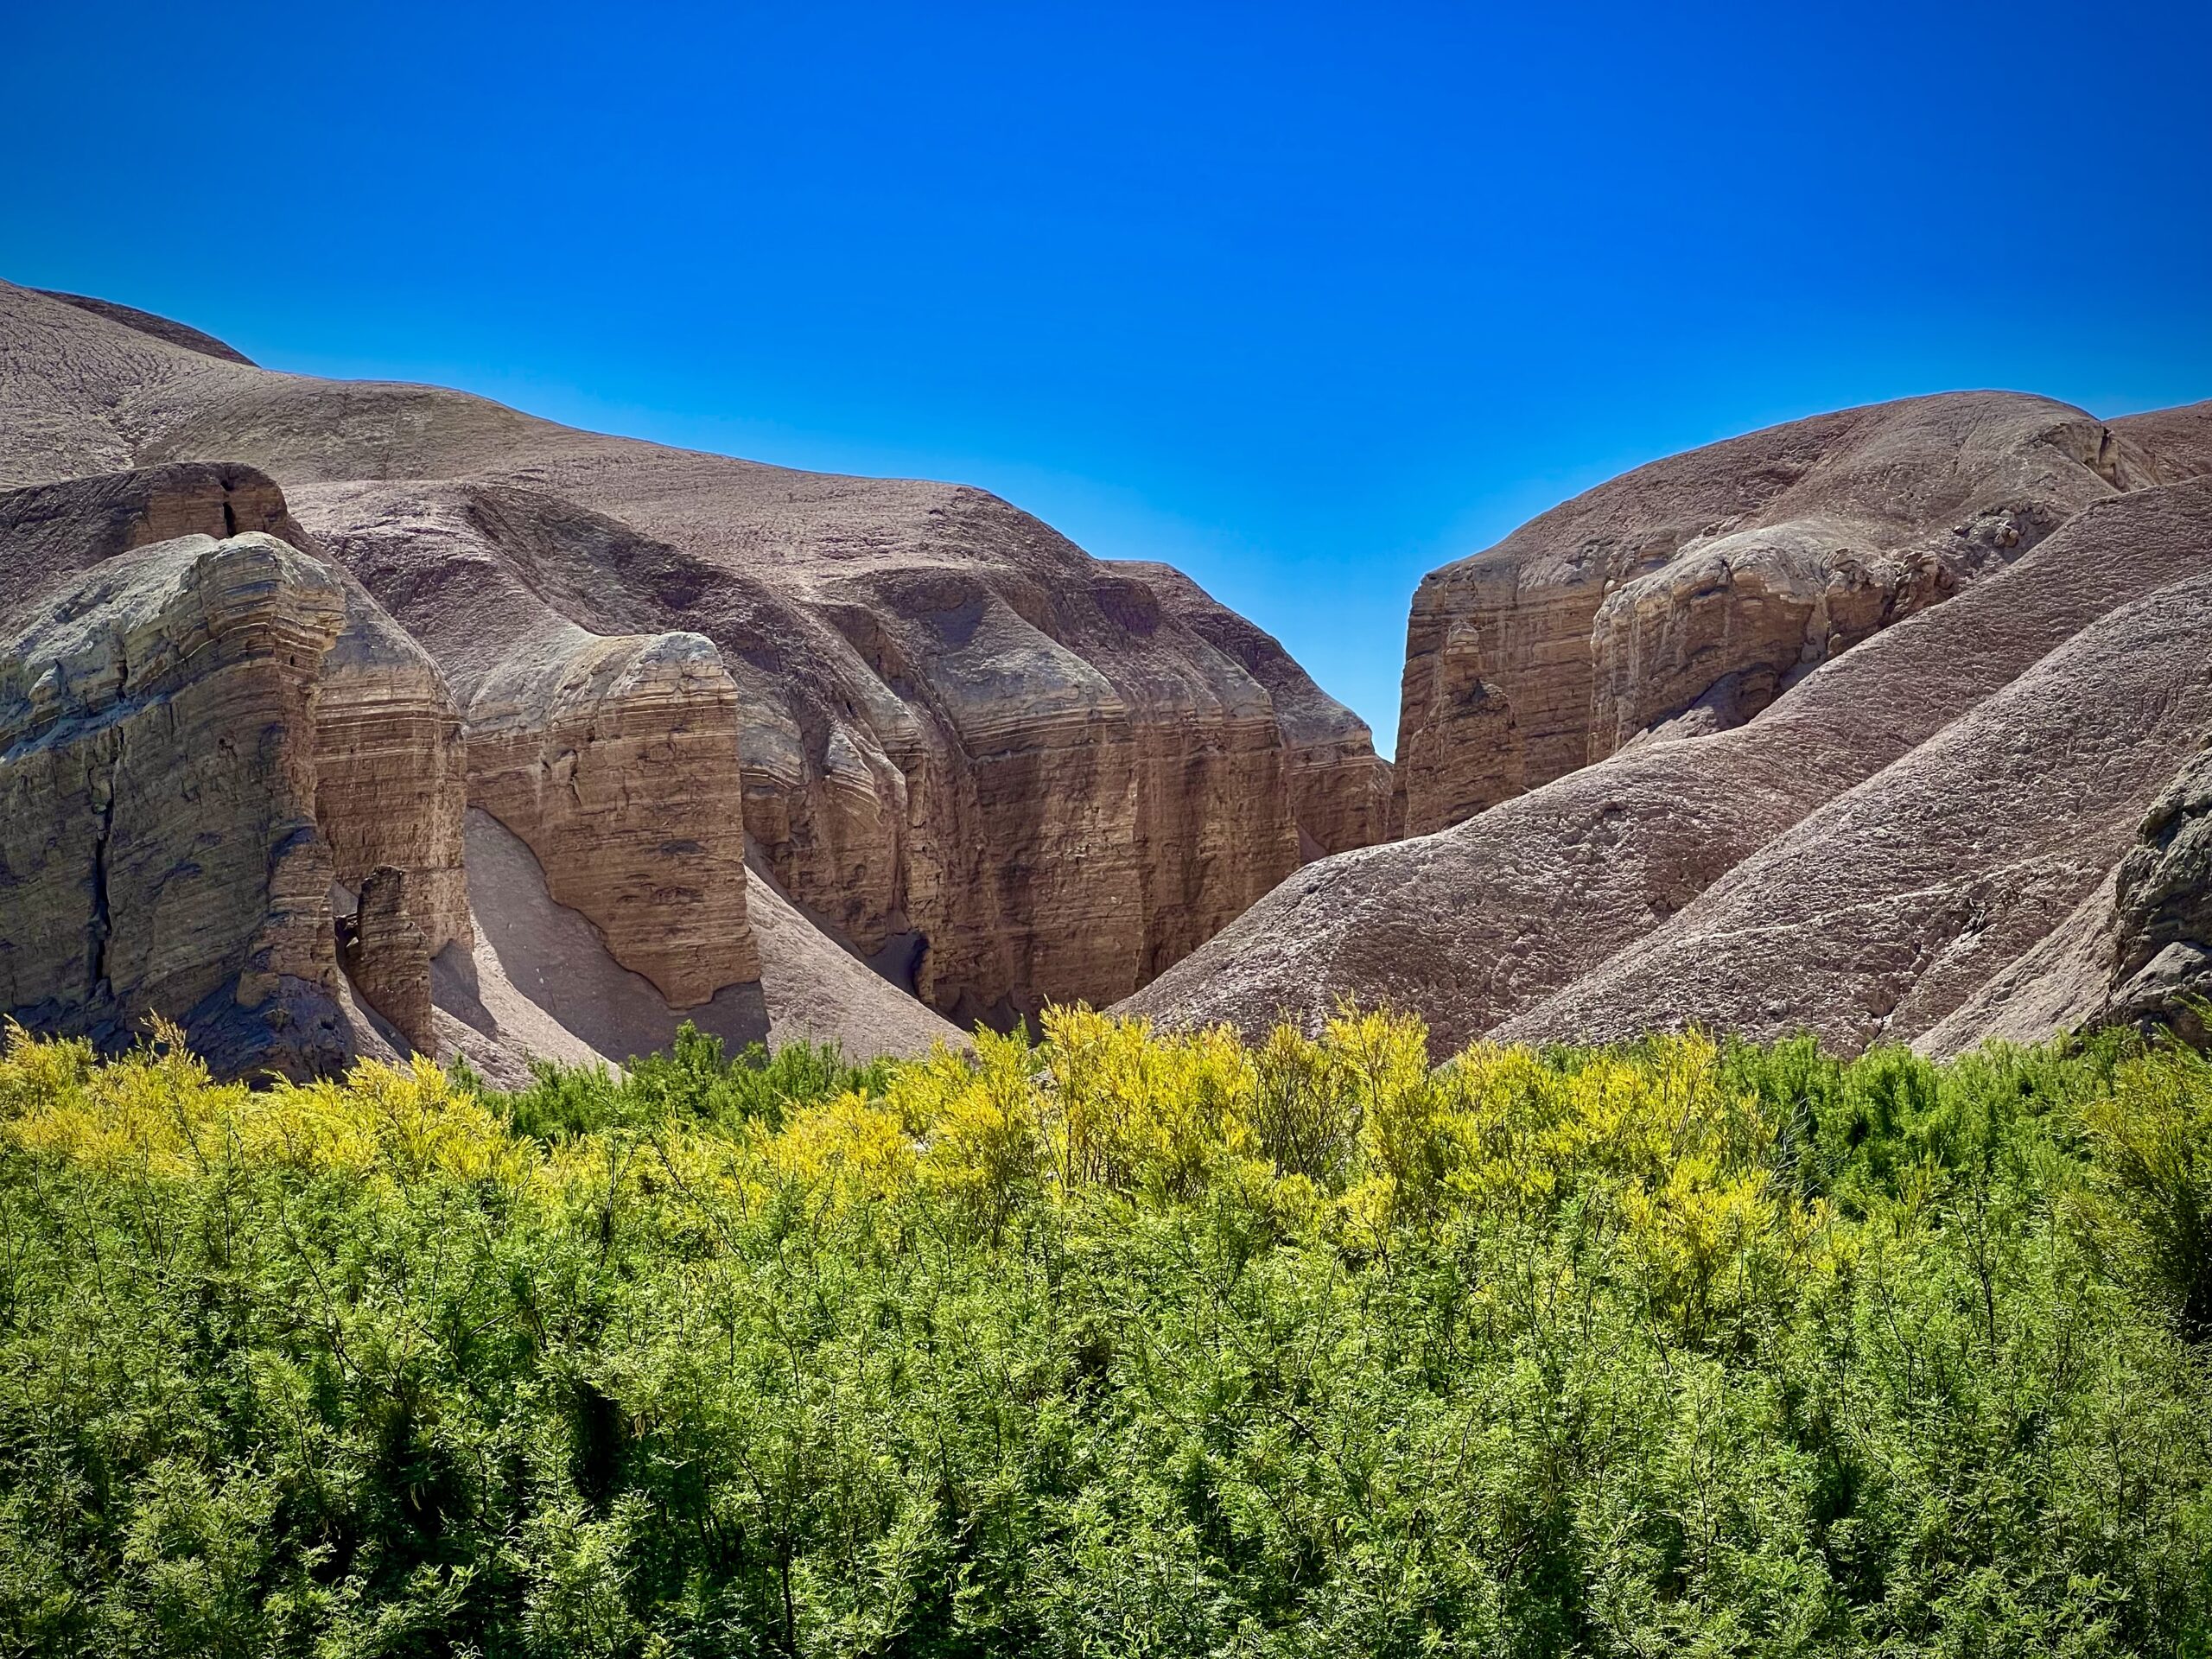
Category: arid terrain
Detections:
[
  {"x1": 1, "y1": 280, "x2": 1384, "y2": 1079},
  {"x1": 3, "y1": 279, "x2": 2208, "y2": 1078},
  {"x1": 1134, "y1": 395, "x2": 2212, "y2": 1053}
]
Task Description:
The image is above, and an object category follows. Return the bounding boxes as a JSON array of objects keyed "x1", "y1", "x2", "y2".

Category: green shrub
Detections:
[
  {"x1": 2077, "y1": 1039, "x2": 2212, "y2": 1338},
  {"x1": 0, "y1": 1012, "x2": 2205, "y2": 1656},
  {"x1": 505, "y1": 1020, "x2": 894, "y2": 1142}
]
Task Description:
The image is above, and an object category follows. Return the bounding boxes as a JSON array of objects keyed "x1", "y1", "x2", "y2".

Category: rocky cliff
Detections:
[
  {"x1": 1392, "y1": 394, "x2": 2167, "y2": 836},
  {"x1": 0, "y1": 460, "x2": 958, "y2": 1077},
  {"x1": 464, "y1": 628, "x2": 758, "y2": 1007},
  {"x1": 1120, "y1": 560, "x2": 1393, "y2": 858},
  {"x1": 0, "y1": 280, "x2": 1389, "y2": 1030},
  {"x1": 0, "y1": 461, "x2": 469, "y2": 1064},
  {"x1": 2098, "y1": 741, "x2": 2212, "y2": 1047},
  {"x1": 1131, "y1": 464, "x2": 2212, "y2": 1058},
  {"x1": 0, "y1": 532, "x2": 353, "y2": 1076}
]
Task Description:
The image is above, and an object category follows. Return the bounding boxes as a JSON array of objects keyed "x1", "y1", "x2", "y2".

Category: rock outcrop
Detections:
[
  {"x1": 0, "y1": 279, "x2": 1390, "y2": 1029},
  {"x1": 283, "y1": 477, "x2": 1319, "y2": 1027},
  {"x1": 442, "y1": 808, "x2": 959, "y2": 1088},
  {"x1": 340, "y1": 865, "x2": 436, "y2": 1053},
  {"x1": 1122, "y1": 560, "x2": 1393, "y2": 857},
  {"x1": 2100, "y1": 742, "x2": 2212, "y2": 1046},
  {"x1": 1130, "y1": 473, "x2": 2212, "y2": 1058},
  {"x1": 2116, "y1": 399, "x2": 2212, "y2": 482},
  {"x1": 0, "y1": 461, "x2": 473, "y2": 1064},
  {"x1": 1497, "y1": 533, "x2": 2212, "y2": 1052},
  {"x1": 1393, "y1": 394, "x2": 2164, "y2": 836},
  {"x1": 0, "y1": 455, "x2": 952, "y2": 1078},
  {"x1": 313, "y1": 578, "x2": 472, "y2": 965},
  {"x1": 0, "y1": 533, "x2": 352, "y2": 1076},
  {"x1": 465, "y1": 629, "x2": 758, "y2": 1006}
]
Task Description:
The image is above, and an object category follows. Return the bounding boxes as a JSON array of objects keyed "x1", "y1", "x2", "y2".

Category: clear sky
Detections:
[{"x1": 7, "y1": 2, "x2": 2208, "y2": 751}]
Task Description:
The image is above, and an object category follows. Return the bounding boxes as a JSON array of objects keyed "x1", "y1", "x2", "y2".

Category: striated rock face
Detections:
[
  {"x1": 1394, "y1": 394, "x2": 2164, "y2": 836},
  {"x1": 0, "y1": 461, "x2": 304, "y2": 606},
  {"x1": 1131, "y1": 474, "x2": 2212, "y2": 1058},
  {"x1": 313, "y1": 581, "x2": 472, "y2": 961},
  {"x1": 0, "y1": 456, "x2": 950, "y2": 1077},
  {"x1": 340, "y1": 865, "x2": 435, "y2": 1052},
  {"x1": 1500, "y1": 555, "x2": 2212, "y2": 1054},
  {"x1": 1120, "y1": 561, "x2": 1393, "y2": 857},
  {"x1": 0, "y1": 533, "x2": 351, "y2": 1076},
  {"x1": 0, "y1": 461, "x2": 474, "y2": 1058},
  {"x1": 283, "y1": 477, "x2": 1322, "y2": 1027},
  {"x1": 0, "y1": 278, "x2": 1389, "y2": 1027},
  {"x1": 466, "y1": 628, "x2": 758, "y2": 1007}
]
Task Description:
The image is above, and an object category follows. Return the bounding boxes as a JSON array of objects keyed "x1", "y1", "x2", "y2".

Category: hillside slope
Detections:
[
  {"x1": 1129, "y1": 457, "x2": 2212, "y2": 1055},
  {"x1": 0, "y1": 280, "x2": 1387, "y2": 1031}
]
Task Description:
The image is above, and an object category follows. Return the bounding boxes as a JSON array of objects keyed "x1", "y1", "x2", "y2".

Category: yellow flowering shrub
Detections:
[{"x1": 0, "y1": 1018, "x2": 521, "y2": 1185}]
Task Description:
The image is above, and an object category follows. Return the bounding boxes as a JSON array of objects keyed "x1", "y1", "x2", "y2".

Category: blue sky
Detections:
[{"x1": 7, "y1": 1, "x2": 2208, "y2": 750}]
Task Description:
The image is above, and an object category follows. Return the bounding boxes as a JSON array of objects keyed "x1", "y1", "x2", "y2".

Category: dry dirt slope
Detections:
[{"x1": 1128, "y1": 405, "x2": 2212, "y2": 1056}]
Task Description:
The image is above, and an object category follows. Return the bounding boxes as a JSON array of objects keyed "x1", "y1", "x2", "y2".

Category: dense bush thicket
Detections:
[{"x1": 1, "y1": 1008, "x2": 2209, "y2": 1657}]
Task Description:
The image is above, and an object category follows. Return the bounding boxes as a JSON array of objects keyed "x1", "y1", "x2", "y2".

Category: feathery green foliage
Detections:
[{"x1": 0, "y1": 1009, "x2": 2207, "y2": 1656}]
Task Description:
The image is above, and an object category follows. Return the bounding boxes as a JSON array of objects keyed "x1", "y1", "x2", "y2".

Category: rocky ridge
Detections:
[
  {"x1": 1392, "y1": 394, "x2": 2167, "y2": 836},
  {"x1": 1132, "y1": 433, "x2": 2212, "y2": 1058},
  {"x1": 0, "y1": 280, "x2": 1389, "y2": 1033},
  {"x1": 8, "y1": 277, "x2": 2210, "y2": 1072}
]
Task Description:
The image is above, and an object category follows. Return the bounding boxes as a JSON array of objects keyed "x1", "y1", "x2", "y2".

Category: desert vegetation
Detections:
[{"x1": 0, "y1": 1009, "x2": 2208, "y2": 1656}]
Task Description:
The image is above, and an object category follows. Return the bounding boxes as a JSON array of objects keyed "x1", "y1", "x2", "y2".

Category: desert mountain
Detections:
[
  {"x1": 1392, "y1": 392, "x2": 2183, "y2": 836},
  {"x1": 1, "y1": 281, "x2": 1383, "y2": 1076},
  {"x1": 1130, "y1": 395, "x2": 2212, "y2": 1055},
  {"x1": 8, "y1": 279, "x2": 2207, "y2": 1075}
]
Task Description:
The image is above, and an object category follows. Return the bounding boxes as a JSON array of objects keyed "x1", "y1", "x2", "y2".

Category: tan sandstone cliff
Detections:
[
  {"x1": 1392, "y1": 393, "x2": 2168, "y2": 836},
  {"x1": 0, "y1": 461, "x2": 470, "y2": 1061},
  {"x1": 0, "y1": 532, "x2": 353, "y2": 1075},
  {"x1": 0, "y1": 279, "x2": 1390, "y2": 1030},
  {"x1": 0, "y1": 459, "x2": 964, "y2": 1076}
]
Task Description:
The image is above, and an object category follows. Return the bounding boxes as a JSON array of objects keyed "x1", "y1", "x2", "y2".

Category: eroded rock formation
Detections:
[
  {"x1": 315, "y1": 577, "x2": 471, "y2": 963},
  {"x1": 1122, "y1": 560, "x2": 1393, "y2": 857},
  {"x1": 467, "y1": 629, "x2": 758, "y2": 1006},
  {"x1": 0, "y1": 279, "x2": 1389, "y2": 1028},
  {"x1": 0, "y1": 455, "x2": 959, "y2": 1079},
  {"x1": 2101, "y1": 742, "x2": 2212, "y2": 1046},
  {"x1": 0, "y1": 461, "x2": 474, "y2": 1066},
  {"x1": 0, "y1": 532, "x2": 352, "y2": 1076},
  {"x1": 1131, "y1": 473, "x2": 2212, "y2": 1058},
  {"x1": 1393, "y1": 394, "x2": 2165, "y2": 836},
  {"x1": 340, "y1": 865, "x2": 436, "y2": 1053}
]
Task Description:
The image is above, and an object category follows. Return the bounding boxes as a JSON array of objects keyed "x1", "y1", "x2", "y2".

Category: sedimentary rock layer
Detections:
[
  {"x1": 0, "y1": 456, "x2": 952, "y2": 1075},
  {"x1": 467, "y1": 628, "x2": 758, "y2": 1006},
  {"x1": 0, "y1": 461, "x2": 473, "y2": 1052},
  {"x1": 0, "y1": 279, "x2": 1388, "y2": 1025},
  {"x1": 314, "y1": 579, "x2": 472, "y2": 961},
  {"x1": 0, "y1": 533, "x2": 351, "y2": 1075},
  {"x1": 290, "y1": 477, "x2": 1316, "y2": 1025},
  {"x1": 442, "y1": 809, "x2": 959, "y2": 1083},
  {"x1": 1393, "y1": 393, "x2": 2164, "y2": 836},
  {"x1": 1121, "y1": 560, "x2": 1393, "y2": 856}
]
